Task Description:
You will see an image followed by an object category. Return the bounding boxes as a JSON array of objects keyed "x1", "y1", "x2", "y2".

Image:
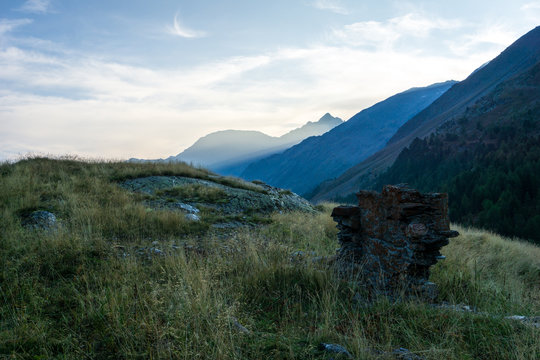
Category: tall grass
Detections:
[
  {"x1": 432, "y1": 225, "x2": 540, "y2": 315},
  {"x1": 0, "y1": 158, "x2": 538, "y2": 359}
]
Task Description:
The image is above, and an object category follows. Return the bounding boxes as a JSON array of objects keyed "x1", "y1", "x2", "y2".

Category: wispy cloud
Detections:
[
  {"x1": 311, "y1": 0, "x2": 349, "y2": 15},
  {"x1": 520, "y1": 1, "x2": 540, "y2": 22},
  {"x1": 167, "y1": 13, "x2": 206, "y2": 38},
  {"x1": 331, "y1": 13, "x2": 463, "y2": 49},
  {"x1": 447, "y1": 23, "x2": 520, "y2": 56},
  {"x1": 0, "y1": 18, "x2": 33, "y2": 36},
  {"x1": 521, "y1": 1, "x2": 540, "y2": 10},
  {"x1": 0, "y1": 10, "x2": 523, "y2": 161},
  {"x1": 18, "y1": 0, "x2": 51, "y2": 14}
]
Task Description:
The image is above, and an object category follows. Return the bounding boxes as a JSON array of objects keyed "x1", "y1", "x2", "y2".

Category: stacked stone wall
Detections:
[{"x1": 331, "y1": 185, "x2": 459, "y2": 300}]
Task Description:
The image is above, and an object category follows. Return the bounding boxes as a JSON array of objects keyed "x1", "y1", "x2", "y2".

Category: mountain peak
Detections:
[
  {"x1": 241, "y1": 80, "x2": 455, "y2": 195},
  {"x1": 319, "y1": 113, "x2": 339, "y2": 122}
]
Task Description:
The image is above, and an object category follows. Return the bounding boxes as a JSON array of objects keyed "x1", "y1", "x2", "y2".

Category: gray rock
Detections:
[
  {"x1": 392, "y1": 347, "x2": 425, "y2": 360},
  {"x1": 149, "y1": 247, "x2": 164, "y2": 256},
  {"x1": 431, "y1": 302, "x2": 476, "y2": 313},
  {"x1": 365, "y1": 347, "x2": 425, "y2": 360},
  {"x1": 175, "y1": 202, "x2": 200, "y2": 213},
  {"x1": 211, "y1": 222, "x2": 242, "y2": 229},
  {"x1": 505, "y1": 315, "x2": 540, "y2": 328},
  {"x1": 318, "y1": 343, "x2": 353, "y2": 358},
  {"x1": 230, "y1": 317, "x2": 250, "y2": 334},
  {"x1": 185, "y1": 213, "x2": 200, "y2": 221},
  {"x1": 21, "y1": 210, "x2": 57, "y2": 231},
  {"x1": 120, "y1": 175, "x2": 315, "y2": 216}
]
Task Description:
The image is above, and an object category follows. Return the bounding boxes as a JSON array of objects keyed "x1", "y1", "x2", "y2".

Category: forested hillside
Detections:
[{"x1": 373, "y1": 61, "x2": 540, "y2": 243}]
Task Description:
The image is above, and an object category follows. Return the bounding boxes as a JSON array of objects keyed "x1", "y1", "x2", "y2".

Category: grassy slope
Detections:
[{"x1": 0, "y1": 158, "x2": 539, "y2": 359}]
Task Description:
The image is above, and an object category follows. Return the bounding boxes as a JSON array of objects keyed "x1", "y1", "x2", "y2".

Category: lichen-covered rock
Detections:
[
  {"x1": 120, "y1": 175, "x2": 314, "y2": 215},
  {"x1": 21, "y1": 210, "x2": 58, "y2": 232},
  {"x1": 331, "y1": 184, "x2": 458, "y2": 300},
  {"x1": 185, "y1": 213, "x2": 201, "y2": 222}
]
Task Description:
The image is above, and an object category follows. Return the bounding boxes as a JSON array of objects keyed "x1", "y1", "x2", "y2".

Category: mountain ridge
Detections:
[
  {"x1": 241, "y1": 80, "x2": 456, "y2": 195},
  {"x1": 310, "y1": 26, "x2": 540, "y2": 202},
  {"x1": 131, "y1": 113, "x2": 343, "y2": 175}
]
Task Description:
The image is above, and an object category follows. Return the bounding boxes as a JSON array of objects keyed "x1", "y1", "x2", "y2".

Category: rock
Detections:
[
  {"x1": 211, "y1": 222, "x2": 243, "y2": 229},
  {"x1": 318, "y1": 343, "x2": 353, "y2": 358},
  {"x1": 175, "y1": 202, "x2": 200, "y2": 214},
  {"x1": 331, "y1": 184, "x2": 458, "y2": 301},
  {"x1": 392, "y1": 347, "x2": 425, "y2": 360},
  {"x1": 149, "y1": 247, "x2": 164, "y2": 256},
  {"x1": 290, "y1": 250, "x2": 318, "y2": 263},
  {"x1": 21, "y1": 210, "x2": 57, "y2": 231},
  {"x1": 185, "y1": 213, "x2": 200, "y2": 221},
  {"x1": 505, "y1": 315, "x2": 540, "y2": 328},
  {"x1": 364, "y1": 347, "x2": 425, "y2": 360},
  {"x1": 230, "y1": 317, "x2": 250, "y2": 334},
  {"x1": 432, "y1": 303, "x2": 476, "y2": 313},
  {"x1": 120, "y1": 175, "x2": 315, "y2": 217}
]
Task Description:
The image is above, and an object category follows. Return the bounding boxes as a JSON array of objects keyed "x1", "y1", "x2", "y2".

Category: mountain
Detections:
[
  {"x1": 164, "y1": 113, "x2": 342, "y2": 176},
  {"x1": 311, "y1": 26, "x2": 540, "y2": 203},
  {"x1": 240, "y1": 81, "x2": 456, "y2": 195},
  {"x1": 372, "y1": 57, "x2": 540, "y2": 243}
]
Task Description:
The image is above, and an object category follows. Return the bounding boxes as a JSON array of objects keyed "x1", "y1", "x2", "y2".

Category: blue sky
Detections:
[{"x1": 1, "y1": 0, "x2": 539, "y2": 160}]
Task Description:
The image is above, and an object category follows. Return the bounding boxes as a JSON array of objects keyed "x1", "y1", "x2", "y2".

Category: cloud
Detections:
[
  {"x1": 311, "y1": 0, "x2": 349, "y2": 15},
  {"x1": 331, "y1": 13, "x2": 463, "y2": 49},
  {"x1": 18, "y1": 0, "x2": 51, "y2": 14},
  {"x1": 0, "y1": 18, "x2": 33, "y2": 36},
  {"x1": 521, "y1": 1, "x2": 540, "y2": 10},
  {"x1": 0, "y1": 11, "x2": 517, "y2": 161},
  {"x1": 447, "y1": 24, "x2": 520, "y2": 56},
  {"x1": 167, "y1": 13, "x2": 206, "y2": 38},
  {"x1": 521, "y1": 1, "x2": 540, "y2": 22}
]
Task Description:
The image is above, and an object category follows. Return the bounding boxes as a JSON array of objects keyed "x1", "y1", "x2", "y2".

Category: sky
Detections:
[{"x1": 1, "y1": 0, "x2": 539, "y2": 161}]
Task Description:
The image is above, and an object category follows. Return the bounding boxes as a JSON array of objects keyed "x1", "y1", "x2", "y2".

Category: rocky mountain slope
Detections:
[
  {"x1": 241, "y1": 81, "x2": 456, "y2": 196},
  {"x1": 311, "y1": 26, "x2": 540, "y2": 202},
  {"x1": 163, "y1": 113, "x2": 342, "y2": 176}
]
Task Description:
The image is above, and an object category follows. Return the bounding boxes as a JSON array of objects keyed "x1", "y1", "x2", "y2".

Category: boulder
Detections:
[{"x1": 21, "y1": 210, "x2": 58, "y2": 232}]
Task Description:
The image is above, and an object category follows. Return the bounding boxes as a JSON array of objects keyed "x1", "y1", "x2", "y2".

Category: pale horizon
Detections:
[{"x1": 1, "y1": 0, "x2": 539, "y2": 161}]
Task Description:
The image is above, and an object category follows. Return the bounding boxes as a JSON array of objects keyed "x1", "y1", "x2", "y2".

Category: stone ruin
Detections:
[{"x1": 331, "y1": 184, "x2": 459, "y2": 301}]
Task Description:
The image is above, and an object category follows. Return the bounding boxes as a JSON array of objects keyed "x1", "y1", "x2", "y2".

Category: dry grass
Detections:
[
  {"x1": 0, "y1": 158, "x2": 538, "y2": 359},
  {"x1": 432, "y1": 225, "x2": 540, "y2": 314}
]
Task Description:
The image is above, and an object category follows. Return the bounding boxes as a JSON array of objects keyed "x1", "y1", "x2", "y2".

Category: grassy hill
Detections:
[{"x1": 1, "y1": 159, "x2": 539, "y2": 359}]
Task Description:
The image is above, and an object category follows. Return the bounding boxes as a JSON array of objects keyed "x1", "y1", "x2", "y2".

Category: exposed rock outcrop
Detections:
[
  {"x1": 331, "y1": 184, "x2": 458, "y2": 300},
  {"x1": 21, "y1": 210, "x2": 58, "y2": 232},
  {"x1": 119, "y1": 175, "x2": 314, "y2": 229}
]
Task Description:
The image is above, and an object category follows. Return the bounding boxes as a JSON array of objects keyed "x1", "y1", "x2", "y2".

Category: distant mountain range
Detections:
[
  {"x1": 131, "y1": 113, "x2": 342, "y2": 175},
  {"x1": 130, "y1": 26, "x2": 540, "y2": 242},
  {"x1": 241, "y1": 81, "x2": 456, "y2": 195},
  {"x1": 311, "y1": 26, "x2": 540, "y2": 204}
]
